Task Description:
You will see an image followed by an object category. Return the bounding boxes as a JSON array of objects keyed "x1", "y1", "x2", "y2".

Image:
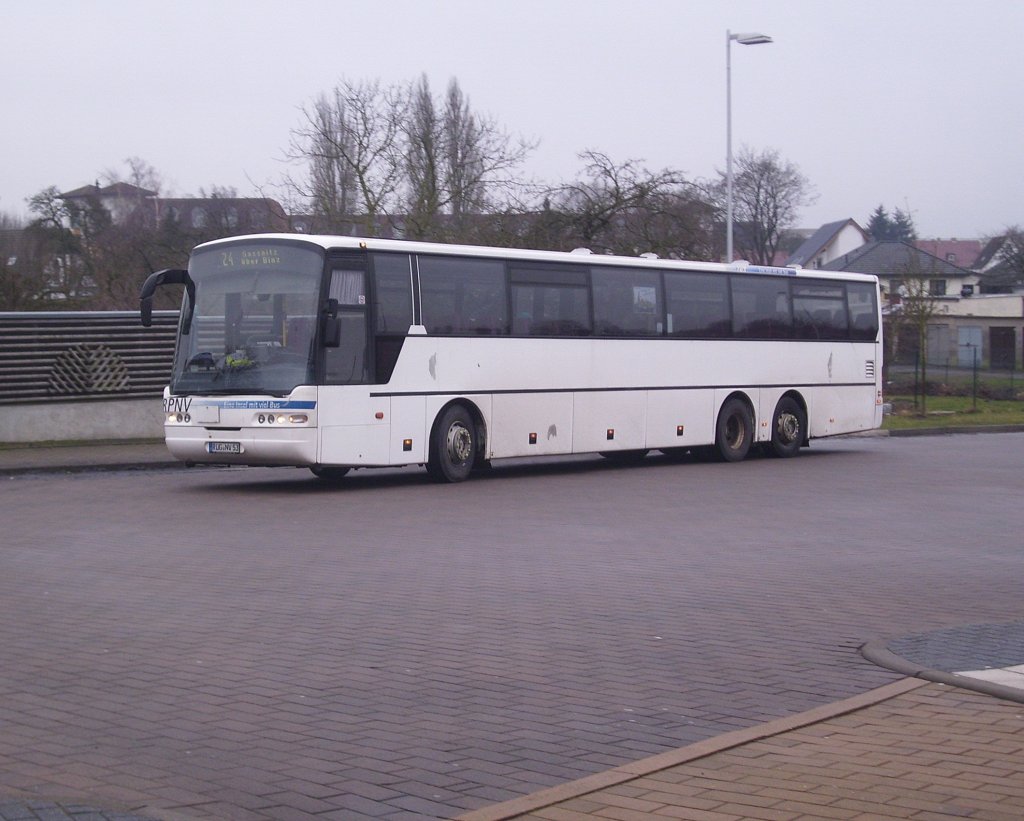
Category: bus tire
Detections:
[
  {"x1": 427, "y1": 404, "x2": 476, "y2": 483},
  {"x1": 715, "y1": 397, "x2": 753, "y2": 462},
  {"x1": 770, "y1": 396, "x2": 806, "y2": 458},
  {"x1": 310, "y1": 466, "x2": 350, "y2": 481}
]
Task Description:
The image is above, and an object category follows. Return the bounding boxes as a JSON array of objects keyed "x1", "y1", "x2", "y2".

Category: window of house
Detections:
[{"x1": 929, "y1": 279, "x2": 947, "y2": 296}]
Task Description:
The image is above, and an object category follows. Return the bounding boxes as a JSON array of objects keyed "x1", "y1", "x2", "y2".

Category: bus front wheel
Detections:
[
  {"x1": 715, "y1": 398, "x2": 753, "y2": 462},
  {"x1": 428, "y1": 404, "x2": 477, "y2": 483},
  {"x1": 770, "y1": 397, "x2": 806, "y2": 458}
]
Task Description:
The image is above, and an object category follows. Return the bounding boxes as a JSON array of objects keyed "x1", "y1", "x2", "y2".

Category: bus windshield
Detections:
[{"x1": 170, "y1": 241, "x2": 324, "y2": 395}]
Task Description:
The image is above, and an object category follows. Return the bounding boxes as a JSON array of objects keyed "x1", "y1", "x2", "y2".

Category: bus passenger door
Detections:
[{"x1": 318, "y1": 255, "x2": 390, "y2": 466}]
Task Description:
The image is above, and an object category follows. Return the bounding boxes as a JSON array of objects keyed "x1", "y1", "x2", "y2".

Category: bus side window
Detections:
[
  {"x1": 324, "y1": 266, "x2": 369, "y2": 384},
  {"x1": 592, "y1": 268, "x2": 663, "y2": 337},
  {"x1": 371, "y1": 253, "x2": 414, "y2": 383},
  {"x1": 848, "y1": 282, "x2": 879, "y2": 341},
  {"x1": 792, "y1": 281, "x2": 848, "y2": 340},
  {"x1": 665, "y1": 272, "x2": 731, "y2": 338},
  {"x1": 418, "y1": 256, "x2": 508, "y2": 335},
  {"x1": 731, "y1": 275, "x2": 793, "y2": 340}
]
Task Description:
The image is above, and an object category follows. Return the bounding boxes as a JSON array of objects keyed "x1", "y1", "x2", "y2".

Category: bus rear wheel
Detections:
[
  {"x1": 715, "y1": 398, "x2": 753, "y2": 462},
  {"x1": 770, "y1": 396, "x2": 806, "y2": 458},
  {"x1": 427, "y1": 404, "x2": 477, "y2": 483}
]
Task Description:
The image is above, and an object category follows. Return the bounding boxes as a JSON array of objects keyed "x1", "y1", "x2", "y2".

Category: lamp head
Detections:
[{"x1": 731, "y1": 32, "x2": 773, "y2": 45}]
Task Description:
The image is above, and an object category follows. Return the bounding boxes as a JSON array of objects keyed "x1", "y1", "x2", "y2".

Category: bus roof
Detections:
[{"x1": 196, "y1": 233, "x2": 879, "y2": 284}]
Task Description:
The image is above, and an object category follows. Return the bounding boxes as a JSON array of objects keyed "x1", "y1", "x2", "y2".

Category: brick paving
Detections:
[
  {"x1": 1, "y1": 433, "x2": 1023, "y2": 819},
  {"x1": 0, "y1": 801, "x2": 157, "y2": 821},
  {"x1": 470, "y1": 680, "x2": 1024, "y2": 820}
]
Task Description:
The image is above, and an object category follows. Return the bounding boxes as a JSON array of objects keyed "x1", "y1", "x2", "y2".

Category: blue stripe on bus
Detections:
[{"x1": 213, "y1": 400, "x2": 317, "y2": 410}]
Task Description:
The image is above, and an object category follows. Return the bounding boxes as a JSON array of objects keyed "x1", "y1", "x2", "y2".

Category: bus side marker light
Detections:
[
  {"x1": 529, "y1": 432, "x2": 537, "y2": 444},
  {"x1": 375, "y1": 411, "x2": 384, "y2": 420},
  {"x1": 403, "y1": 439, "x2": 413, "y2": 452},
  {"x1": 676, "y1": 425, "x2": 684, "y2": 437},
  {"x1": 607, "y1": 429, "x2": 615, "y2": 440}
]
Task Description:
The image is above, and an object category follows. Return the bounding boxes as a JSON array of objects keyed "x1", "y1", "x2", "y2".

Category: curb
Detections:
[
  {"x1": 860, "y1": 639, "x2": 1024, "y2": 705},
  {"x1": 885, "y1": 423, "x2": 1024, "y2": 437},
  {"x1": 2, "y1": 461, "x2": 185, "y2": 477},
  {"x1": 454, "y1": 677, "x2": 927, "y2": 821}
]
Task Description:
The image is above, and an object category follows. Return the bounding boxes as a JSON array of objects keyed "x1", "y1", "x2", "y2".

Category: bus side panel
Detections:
[
  {"x1": 572, "y1": 390, "x2": 646, "y2": 453},
  {"x1": 389, "y1": 395, "x2": 428, "y2": 464},
  {"x1": 808, "y1": 385, "x2": 879, "y2": 438},
  {"x1": 755, "y1": 388, "x2": 789, "y2": 444},
  {"x1": 490, "y1": 393, "x2": 574, "y2": 458},
  {"x1": 807, "y1": 386, "x2": 844, "y2": 438},
  {"x1": 645, "y1": 389, "x2": 715, "y2": 449},
  {"x1": 317, "y1": 388, "x2": 391, "y2": 466}
]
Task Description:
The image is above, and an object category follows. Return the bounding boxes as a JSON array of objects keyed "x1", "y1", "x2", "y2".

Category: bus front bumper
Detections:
[{"x1": 165, "y1": 426, "x2": 318, "y2": 467}]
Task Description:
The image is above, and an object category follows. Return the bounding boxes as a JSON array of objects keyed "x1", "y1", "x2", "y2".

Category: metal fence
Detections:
[{"x1": 0, "y1": 311, "x2": 178, "y2": 405}]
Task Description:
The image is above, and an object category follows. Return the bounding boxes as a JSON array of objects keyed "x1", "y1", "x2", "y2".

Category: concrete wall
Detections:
[{"x1": 0, "y1": 398, "x2": 165, "y2": 444}]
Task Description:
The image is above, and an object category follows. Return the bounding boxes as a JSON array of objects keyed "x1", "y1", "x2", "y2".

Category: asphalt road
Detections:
[{"x1": 2, "y1": 433, "x2": 1022, "y2": 819}]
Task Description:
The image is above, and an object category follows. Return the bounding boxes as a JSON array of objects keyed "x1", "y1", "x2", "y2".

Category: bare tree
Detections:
[
  {"x1": 545, "y1": 151, "x2": 714, "y2": 258},
  {"x1": 287, "y1": 75, "x2": 534, "y2": 242},
  {"x1": 996, "y1": 226, "x2": 1024, "y2": 286},
  {"x1": 403, "y1": 75, "x2": 444, "y2": 239},
  {"x1": 286, "y1": 79, "x2": 407, "y2": 235},
  {"x1": 26, "y1": 186, "x2": 98, "y2": 304},
  {"x1": 438, "y1": 78, "x2": 533, "y2": 240},
  {"x1": 0, "y1": 212, "x2": 52, "y2": 309},
  {"x1": 717, "y1": 146, "x2": 816, "y2": 265},
  {"x1": 887, "y1": 250, "x2": 946, "y2": 414}
]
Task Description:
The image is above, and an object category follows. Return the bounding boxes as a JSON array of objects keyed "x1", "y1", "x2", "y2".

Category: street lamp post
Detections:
[{"x1": 726, "y1": 29, "x2": 772, "y2": 262}]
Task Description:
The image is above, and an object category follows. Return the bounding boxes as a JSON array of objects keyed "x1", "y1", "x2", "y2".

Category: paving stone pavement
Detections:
[
  {"x1": 0, "y1": 799, "x2": 158, "y2": 821},
  {"x1": 888, "y1": 620, "x2": 1024, "y2": 673},
  {"x1": 467, "y1": 679, "x2": 1024, "y2": 820},
  {"x1": 1, "y1": 434, "x2": 1023, "y2": 819}
]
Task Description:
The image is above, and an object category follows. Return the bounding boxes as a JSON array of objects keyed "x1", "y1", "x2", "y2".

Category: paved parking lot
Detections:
[{"x1": 1, "y1": 433, "x2": 1022, "y2": 819}]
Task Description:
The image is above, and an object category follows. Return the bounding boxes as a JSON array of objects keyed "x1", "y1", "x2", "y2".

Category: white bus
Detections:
[{"x1": 141, "y1": 234, "x2": 882, "y2": 482}]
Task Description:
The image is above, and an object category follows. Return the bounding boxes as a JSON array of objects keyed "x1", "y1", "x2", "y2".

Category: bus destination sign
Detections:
[{"x1": 219, "y1": 248, "x2": 283, "y2": 268}]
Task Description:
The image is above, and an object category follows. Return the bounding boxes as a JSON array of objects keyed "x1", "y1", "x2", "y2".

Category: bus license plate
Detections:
[{"x1": 207, "y1": 441, "x2": 241, "y2": 454}]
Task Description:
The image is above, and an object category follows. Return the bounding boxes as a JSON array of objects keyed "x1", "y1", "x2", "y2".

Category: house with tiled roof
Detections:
[
  {"x1": 823, "y1": 240, "x2": 977, "y2": 300},
  {"x1": 824, "y1": 241, "x2": 1023, "y2": 369},
  {"x1": 58, "y1": 183, "x2": 288, "y2": 233},
  {"x1": 785, "y1": 219, "x2": 868, "y2": 269},
  {"x1": 913, "y1": 238, "x2": 984, "y2": 270},
  {"x1": 969, "y1": 235, "x2": 1024, "y2": 295}
]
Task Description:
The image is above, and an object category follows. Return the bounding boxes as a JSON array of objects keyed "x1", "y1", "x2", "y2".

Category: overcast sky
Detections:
[{"x1": 4, "y1": 0, "x2": 1022, "y2": 239}]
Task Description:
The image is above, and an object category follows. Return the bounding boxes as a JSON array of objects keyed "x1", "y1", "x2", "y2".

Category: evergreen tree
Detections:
[{"x1": 866, "y1": 204, "x2": 917, "y2": 241}]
